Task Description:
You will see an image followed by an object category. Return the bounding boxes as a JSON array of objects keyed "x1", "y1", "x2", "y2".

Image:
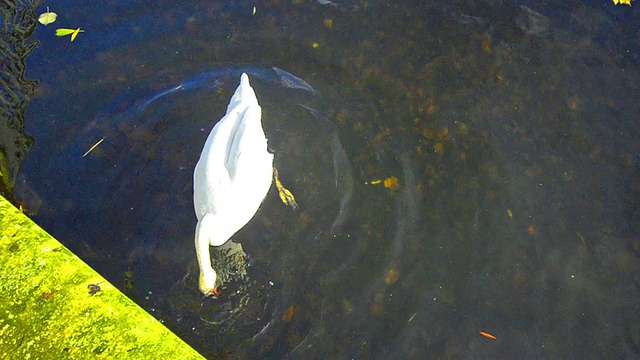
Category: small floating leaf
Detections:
[
  {"x1": 56, "y1": 28, "x2": 84, "y2": 42},
  {"x1": 71, "y1": 28, "x2": 83, "y2": 41},
  {"x1": 437, "y1": 127, "x2": 449, "y2": 140},
  {"x1": 282, "y1": 305, "x2": 295, "y2": 322},
  {"x1": 82, "y1": 137, "x2": 105, "y2": 158},
  {"x1": 56, "y1": 28, "x2": 76, "y2": 36},
  {"x1": 366, "y1": 177, "x2": 399, "y2": 190},
  {"x1": 383, "y1": 176, "x2": 399, "y2": 190},
  {"x1": 38, "y1": 7, "x2": 57, "y2": 25},
  {"x1": 480, "y1": 331, "x2": 497, "y2": 340}
]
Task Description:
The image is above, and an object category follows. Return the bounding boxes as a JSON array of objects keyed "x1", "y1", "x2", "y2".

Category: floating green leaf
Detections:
[
  {"x1": 56, "y1": 28, "x2": 84, "y2": 41},
  {"x1": 38, "y1": 7, "x2": 57, "y2": 25}
]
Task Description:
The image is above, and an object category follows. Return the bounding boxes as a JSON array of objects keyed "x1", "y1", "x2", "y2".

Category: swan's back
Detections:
[{"x1": 193, "y1": 73, "x2": 273, "y2": 222}]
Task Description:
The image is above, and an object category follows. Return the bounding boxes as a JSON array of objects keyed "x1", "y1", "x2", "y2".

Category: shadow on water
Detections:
[{"x1": 17, "y1": 0, "x2": 640, "y2": 358}]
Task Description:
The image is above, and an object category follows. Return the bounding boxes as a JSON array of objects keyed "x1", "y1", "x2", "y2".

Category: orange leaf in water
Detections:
[
  {"x1": 383, "y1": 176, "x2": 399, "y2": 190},
  {"x1": 480, "y1": 331, "x2": 497, "y2": 340},
  {"x1": 437, "y1": 127, "x2": 449, "y2": 140},
  {"x1": 482, "y1": 36, "x2": 492, "y2": 53},
  {"x1": 282, "y1": 305, "x2": 296, "y2": 322}
]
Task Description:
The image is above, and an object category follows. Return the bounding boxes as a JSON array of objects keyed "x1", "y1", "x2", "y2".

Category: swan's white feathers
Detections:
[{"x1": 193, "y1": 73, "x2": 274, "y2": 294}]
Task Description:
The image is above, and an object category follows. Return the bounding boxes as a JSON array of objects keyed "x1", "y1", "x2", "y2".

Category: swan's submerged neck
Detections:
[
  {"x1": 195, "y1": 214, "x2": 222, "y2": 294},
  {"x1": 196, "y1": 239, "x2": 216, "y2": 294}
]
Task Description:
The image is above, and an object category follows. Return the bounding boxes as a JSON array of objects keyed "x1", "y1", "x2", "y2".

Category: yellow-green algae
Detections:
[{"x1": 0, "y1": 196, "x2": 204, "y2": 359}]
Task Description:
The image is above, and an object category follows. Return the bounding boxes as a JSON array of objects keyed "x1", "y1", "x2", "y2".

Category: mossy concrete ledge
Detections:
[{"x1": 0, "y1": 196, "x2": 204, "y2": 359}]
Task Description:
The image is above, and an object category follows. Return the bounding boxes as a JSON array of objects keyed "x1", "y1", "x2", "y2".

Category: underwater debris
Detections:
[{"x1": 515, "y1": 5, "x2": 550, "y2": 37}]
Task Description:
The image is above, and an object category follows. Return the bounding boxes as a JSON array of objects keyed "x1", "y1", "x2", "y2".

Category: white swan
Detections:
[{"x1": 193, "y1": 73, "x2": 274, "y2": 295}]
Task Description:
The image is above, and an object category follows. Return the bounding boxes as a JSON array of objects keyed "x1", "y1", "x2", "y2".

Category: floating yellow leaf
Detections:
[
  {"x1": 55, "y1": 28, "x2": 75, "y2": 36},
  {"x1": 82, "y1": 137, "x2": 105, "y2": 158},
  {"x1": 56, "y1": 28, "x2": 84, "y2": 42},
  {"x1": 324, "y1": 18, "x2": 333, "y2": 29},
  {"x1": 507, "y1": 209, "x2": 513, "y2": 218},
  {"x1": 70, "y1": 28, "x2": 83, "y2": 41},
  {"x1": 408, "y1": 312, "x2": 417, "y2": 322},
  {"x1": 613, "y1": 0, "x2": 632, "y2": 5},
  {"x1": 367, "y1": 177, "x2": 400, "y2": 190},
  {"x1": 383, "y1": 176, "x2": 399, "y2": 190},
  {"x1": 38, "y1": 7, "x2": 57, "y2": 25}
]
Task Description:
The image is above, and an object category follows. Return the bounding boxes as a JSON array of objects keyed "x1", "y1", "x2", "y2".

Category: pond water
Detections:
[{"x1": 16, "y1": 0, "x2": 640, "y2": 358}]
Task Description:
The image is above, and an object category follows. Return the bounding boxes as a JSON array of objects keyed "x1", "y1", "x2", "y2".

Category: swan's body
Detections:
[{"x1": 193, "y1": 73, "x2": 273, "y2": 295}]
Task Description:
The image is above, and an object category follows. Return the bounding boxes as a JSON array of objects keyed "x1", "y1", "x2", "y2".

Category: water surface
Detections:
[{"x1": 19, "y1": 0, "x2": 640, "y2": 358}]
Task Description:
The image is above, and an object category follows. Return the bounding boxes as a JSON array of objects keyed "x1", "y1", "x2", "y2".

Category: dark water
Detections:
[{"x1": 17, "y1": 0, "x2": 640, "y2": 358}]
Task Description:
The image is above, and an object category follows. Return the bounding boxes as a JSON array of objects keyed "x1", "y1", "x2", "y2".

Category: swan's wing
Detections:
[
  {"x1": 194, "y1": 144, "x2": 231, "y2": 218},
  {"x1": 198, "y1": 73, "x2": 257, "y2": 178},
  {"x1": 224, "y1": 104, "x2": 271, "y2": 180},
  {"x1": 194, "y1": 109, "x2": 238, "y2": 195},
  {"x1": 226, "y1": 106, "x2": 274, "y2": 216},
  {"x1": 223, "y1": 74, "x2": 270, "y2": 179}
]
